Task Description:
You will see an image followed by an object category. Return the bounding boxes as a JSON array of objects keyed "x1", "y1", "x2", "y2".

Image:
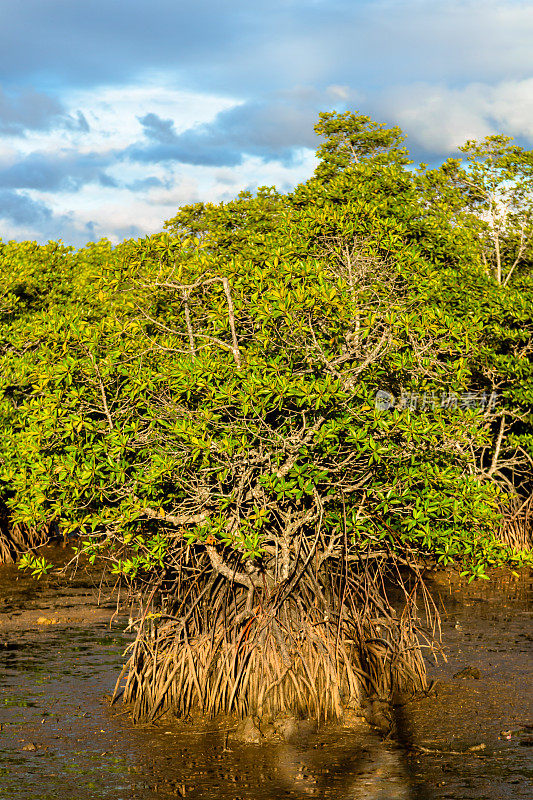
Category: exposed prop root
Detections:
[
  {"x1": 0, "y1": 510, "x2": 52, "y2": 564},
  {"x1": 116, "y1": 556, "x2": 435, "y2": 723},
  {"x1": 498, "y1": 493, "x2": 533, "y2": 552}
]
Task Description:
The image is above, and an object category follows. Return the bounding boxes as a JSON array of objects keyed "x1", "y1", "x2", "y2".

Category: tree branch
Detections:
[
  {"x1": 276, "y1": 416, "x2": 325, "y2": 480},
  {"x1": 487, "y1": 415, "x2": 506, "y2": 478},
  {"x1": 142, "y1": 506, "x2": 209, "y2": 527},
  {"x1": 205, "y1": 544, "x2": 256, "y2": 589},
  {"x1": 86, "y1": 350, "x2": 114, "y2": 431}
]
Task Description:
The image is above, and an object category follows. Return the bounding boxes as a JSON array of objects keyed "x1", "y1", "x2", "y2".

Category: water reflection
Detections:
[
  {"x1": 273, "y1": 737, "x2": 411, "y2": 799},
  {"x1": 139, "y1": 727, "x2": 415, "y2": 799}
]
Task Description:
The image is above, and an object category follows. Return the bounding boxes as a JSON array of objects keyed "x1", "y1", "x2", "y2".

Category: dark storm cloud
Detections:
[
  {"x1": 126, "y1": 176, "x2": 167, "y2": 191},
  {"x1": 129, "y1": 140, "x2": 243, "y2": 167},
  {"x1": 0, "y1": 189, "x2": 111, "y2": 247},
  {"x1": 0, "y1": 151, "x2": 116, "y2": 192},
  {"x1": 192, "y1": 91, "x2": 323, "y2": 160},
  {"x1": 0, "y1": 88, "x2": 62, "y2": 134},
  {"x1": 139, "y1": 113, "x2": 179, "y2": 145},
  {"x1": 133, "y1": 112, "x2": 242, "y2": 166}
]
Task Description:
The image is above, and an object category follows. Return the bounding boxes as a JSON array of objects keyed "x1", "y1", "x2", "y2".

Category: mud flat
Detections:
[
  {"x1": 0, "y1": 550, "x2": 531, "y2": 799},
  {"x1": 403, "y1": 570, "x2": 533, "y2": 799}
]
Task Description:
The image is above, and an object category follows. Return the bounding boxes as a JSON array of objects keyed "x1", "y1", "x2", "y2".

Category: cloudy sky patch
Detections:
[{"x1": 1, "y1": 1, "x2": 532, "y2": 245}]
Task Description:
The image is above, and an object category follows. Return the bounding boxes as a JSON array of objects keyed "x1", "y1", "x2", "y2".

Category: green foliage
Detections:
[
  {"x1": 17, "y1": 552, "x2": 53, "y2": 578},
  {"x1": 314, "y1": 111, "x2": 411, "y2": 183},
  {"x1": 418, "y1": 135, "x2": 533, "y2": 285},
  {"x1": 2, "y1": 111, "x2": 532, "y2": 585}
]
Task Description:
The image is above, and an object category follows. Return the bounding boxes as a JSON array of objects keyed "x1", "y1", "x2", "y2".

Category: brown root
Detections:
[
  {"x1": 0, "y1": 515, "x2": 52, "y2": 564},
  {"x1": 116, "y1": 555, "x2": 435, "y2": 723},
  {"x1": 498, "y1": 493, "x2": 533, "y2": 553}
]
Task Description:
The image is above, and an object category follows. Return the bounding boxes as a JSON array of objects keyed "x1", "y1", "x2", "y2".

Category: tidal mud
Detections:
[
  {"x1": 0, "y1": 550, "x2": 531, "y2": 799},
  {"x1": 405, "y1": 570, "x2": 533, "y2": 799}
]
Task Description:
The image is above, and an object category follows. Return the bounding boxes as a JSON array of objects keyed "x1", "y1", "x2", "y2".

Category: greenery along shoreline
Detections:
[{"x1": 1, "y1": 111, "x2": 532, "y2": 721}]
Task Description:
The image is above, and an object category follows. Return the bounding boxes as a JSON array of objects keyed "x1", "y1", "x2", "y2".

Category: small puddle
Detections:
[{"x1": 0, "y1": 551, "x2": 531, "y2": 799}]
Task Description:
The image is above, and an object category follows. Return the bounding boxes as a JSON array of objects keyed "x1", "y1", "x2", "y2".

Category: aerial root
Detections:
[
  {"x1": 118, "y1": 588, "x2": 430, "y2": 723},
  {"x1": 499, "y1": 493, "x2": 533, "y2": 552},
  {"x1": 0, "y1": 519, "x2": 52, "y2": 564}
]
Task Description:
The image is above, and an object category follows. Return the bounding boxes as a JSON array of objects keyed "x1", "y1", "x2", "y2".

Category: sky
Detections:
[{"x1": 1, "y1": 0, "x2": 533, "y2": 247}]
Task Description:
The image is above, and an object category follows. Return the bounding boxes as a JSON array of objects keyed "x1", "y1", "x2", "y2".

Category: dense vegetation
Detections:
[{"x1": 1, "y1": 113, "x2": 532, "y2": 721}]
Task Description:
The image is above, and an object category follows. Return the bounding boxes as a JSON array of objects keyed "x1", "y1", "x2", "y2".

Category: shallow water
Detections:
[
  {"x1": 0, "y1": 553, "x2": 531, "y2": 799},
  {"x1": 0, "y1": 623, "x2": 411, "y2": 799}
]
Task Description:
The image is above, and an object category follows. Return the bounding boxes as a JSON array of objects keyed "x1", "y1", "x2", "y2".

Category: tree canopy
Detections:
[{"x1": 0, "y1": 111, "x2": 531, "y2": 720}]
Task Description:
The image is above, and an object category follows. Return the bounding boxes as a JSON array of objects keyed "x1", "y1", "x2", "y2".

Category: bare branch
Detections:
[
  {"x1": 86, "y1": 350, "x2": 114, "y2": 431},
  {"x1": 276, "y1": 416, "x2": 325, "y2": 480},
  {"x1": 142, "y1": 506, "x2": 209, "y2": 527},
  {"x1": 487, "y1": 415, "x2": 506, "y2": 478},
  {"x1": 205, "y1": 544, "x2": 255, "y2": 589},
  {"x1": 182, "y1": 292, "x2": 196, "y2": 358},
  {"x1": 221, "y1": 276, "x2": 241, "y2": 369},
  {"x1": 344, "y1": 327, "x2": 391, "y2": 389}
]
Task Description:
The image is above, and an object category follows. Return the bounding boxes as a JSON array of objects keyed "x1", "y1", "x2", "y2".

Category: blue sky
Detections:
[{"x1": 1, "y1": 0, "x2": 533, "y2": 246}]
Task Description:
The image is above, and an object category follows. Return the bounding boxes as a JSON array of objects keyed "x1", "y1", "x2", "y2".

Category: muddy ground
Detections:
[{"x1": 0, "y1": 548, "x2": 531, "y2": 799}]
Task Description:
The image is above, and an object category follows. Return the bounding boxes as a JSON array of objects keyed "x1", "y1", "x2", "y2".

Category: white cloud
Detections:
[
  {"x1": 375, "y1": 78, "x2": 533, "y2": 155},
  {"x1": 376, "y1": 84, "x2": 494, "y2": 154},
  {"x1": 7, "y1": 79, "x2": 238, "y2": 159},
  {"x1": 18, "y1": 149, "x2": 317, "y2": 246},
  {"x1": 488, "y1": 78, "x2": 533, "y2": 138},
  {"x1": 0, "y1": 219, "x2": 36, "y2": 242},
  {"x1": 67, "y1": 79, "x2": 238, "y2": 151},
  {"x1": 0, "y1": 142, "x2": 20, "y2": 166},
  {"x1": 327, "y1": 85, "x2": 351, "y2": 101}
]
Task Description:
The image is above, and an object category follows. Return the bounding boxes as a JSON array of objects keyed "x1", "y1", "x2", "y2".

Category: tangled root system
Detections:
[
  {"x1": 0, "y1": 515, "x2": 51, "y2": 564},
  {"x1": 499, "y1": 493, "x2": 533, "y2": 552},
  {"x1": 116, "y1": 552, "x2": 436, "y2": 723}
]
